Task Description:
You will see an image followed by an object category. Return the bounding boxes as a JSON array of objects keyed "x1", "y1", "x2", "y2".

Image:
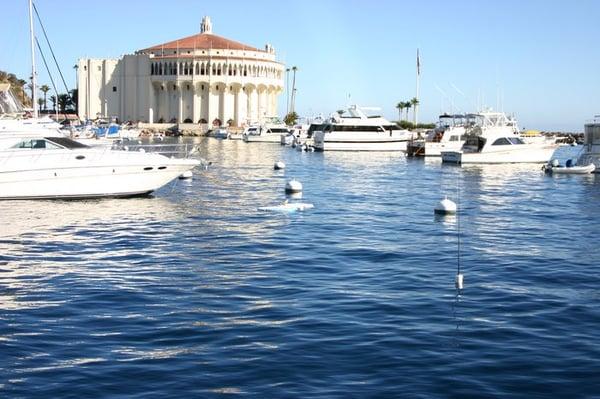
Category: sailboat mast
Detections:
[{"x1": 28, "y1": 0, "x2": 38, "y2": 118}]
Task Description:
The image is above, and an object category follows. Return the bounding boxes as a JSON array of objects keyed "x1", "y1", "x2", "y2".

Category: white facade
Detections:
[{"x1": 78, "y1": 17, "x2": 284, "y2": 126}]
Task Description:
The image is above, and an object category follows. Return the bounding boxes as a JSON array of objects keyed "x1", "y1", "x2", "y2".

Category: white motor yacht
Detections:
[
  {"x1": 0, "y1": 88, "x2": 199, "y2": 199},
  {"x1": 0, "y1": 134, "x2": 199, "y2": 199},
  {"x1": 243, "y1": 118, "x2": 292, "y2": 143},
  {"x1": 576, "y1": 117, "x2": 600, "y2": 173},
  {"x1": 312, "y1": 105, "x2": 413, "y2": 151}
]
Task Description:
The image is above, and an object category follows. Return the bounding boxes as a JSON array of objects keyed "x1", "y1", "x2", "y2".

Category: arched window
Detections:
[
  {"x1": 200, "y1": 63, "x2": 205, "y2": 75},
  {"x1": 150, "y1": 63, "x2": 154, "y2": 75},
  {"x1": 179, "y1": 63, "x2": 183, "y2": 75},
  {"x1": 195, "y1": 62, "x2": 199, "y2": 75},
  {"x1": 212, "y1": 63, "x2": 216, "y2": 75},
  {"x1": 217, "y1": 64, "x2": 221, "y2": 76}
]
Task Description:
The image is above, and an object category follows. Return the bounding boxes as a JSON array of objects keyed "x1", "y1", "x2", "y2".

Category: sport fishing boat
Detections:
[
  {"x1": 407, "y1": 113, "x2": 473, "y2": 156},
  {"x1": 312, "y1": 105, "x2": 413, "y2": 151},
  {"x1": 440, "y1": 110, "x2": 558, "y2": 164},
  {"x1": 441, "y1": 131, "x2": 558, "y2": 164}
]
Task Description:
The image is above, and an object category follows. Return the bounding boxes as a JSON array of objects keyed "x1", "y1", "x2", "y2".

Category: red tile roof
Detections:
[{"x1": 140, "y1": 33, "x2": 262, "y2": 53}]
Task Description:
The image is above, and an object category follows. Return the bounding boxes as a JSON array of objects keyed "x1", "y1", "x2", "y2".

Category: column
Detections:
[
  {"x1": 234, "y1": 88, "x2": 240, "y2": 126},
  {"x1": 178, "y1": 86, "x2": 183, "y2": 123},
  {"x1": 193, "y1": 84, "x2": 201, "y2": 123}
]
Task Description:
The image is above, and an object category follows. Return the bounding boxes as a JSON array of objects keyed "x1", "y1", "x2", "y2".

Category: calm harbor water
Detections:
[{"x1": 1, "y1": 139, "x2": 599, "y2": 398}]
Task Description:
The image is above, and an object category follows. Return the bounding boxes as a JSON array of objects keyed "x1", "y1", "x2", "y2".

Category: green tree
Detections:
[
  {"x1": 396, "y1": 102, "x2": 403, "y2": 121},
  {"x1": 57, "y1": 93, "x2": 71, "y2": 113},
  {"x1": 69, "y1": 89, "x2": 78, "y2": 113},
  {"x1": 49, "y1": 95, "x2": 57, "y2": 112},
  {"x1": 39, "y1": 84, "x2": 50, "y2": 111},
  {"x1": 410, "y1": 97, "x2": 419, "y2": 122},
  {"x1": 284, "y1": 111, "x2": 298, "y2": 126}
]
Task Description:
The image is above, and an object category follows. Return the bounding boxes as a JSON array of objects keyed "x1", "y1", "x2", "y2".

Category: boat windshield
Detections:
[
  {"x1": 46, "y1": 137, "x2": 90, "y2": 149},
  {"x1": 12, "y1": 139, "x2": 63, "y2": 149},
  {"x1": 11, "y1": 137, "x2": 90, "y2": 150},
  {"x1": 267, "y1": 128, "x2": 290, "y2": 133},
  {"x1": 507, "y1": 137, "x2": 525, "y2": 145}
]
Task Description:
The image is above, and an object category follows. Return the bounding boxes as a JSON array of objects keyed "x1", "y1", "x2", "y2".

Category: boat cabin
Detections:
[{"x1": 461, "y1": 134, "x2": 525, "y2": 153}]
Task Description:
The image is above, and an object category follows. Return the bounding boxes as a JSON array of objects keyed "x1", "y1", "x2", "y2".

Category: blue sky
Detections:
[{"x1": 2, "y1": 0, "x2": 599, "y2": 131}]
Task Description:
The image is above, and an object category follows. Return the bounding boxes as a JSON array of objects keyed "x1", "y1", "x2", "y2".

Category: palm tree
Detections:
[
  {"x1": 49, "y1": 95, "x2": 57, "y2": 113},
  {"x1": 69, "y1": 89, "x2": 78, "y2": 113},
  {"x1": 410, "y1": 97, "x2": 419, "y2": 124},
  {"x1": 284, "y1": 111, "x2": 298, "y2": 126},
  {"x1": 290, "y1": 66, "x2": 298, "y2": 113},
  {"x1": 39, "y1": 85, "x2": 50, "y2": 111},
  {"x1": 58, "y1": 94, "x2": 71, "y2": 113},
  {"x1": 396, "y1": 102, "x2": 403, "y2": 121}
]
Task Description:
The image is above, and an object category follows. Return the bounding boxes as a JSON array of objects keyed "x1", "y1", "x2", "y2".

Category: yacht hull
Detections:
[
  {"x1": 0, "y1": 150, "x2": 199, "y2": 199},
  {"x1": 314, "y1": 140, "x2": 408, "y2": 151},
  {"x1": 313, "y1": 135, "x2": 409, "y2": 151},
  {"x1": 424, "y1": 141, "x2": 464, "y2": 157},
  {"x1": 441, "y1": 146, "x2": 556, "y2": 164},
  {"x1": 243, "y1": 134, "x2": 281, "y2": 143}
]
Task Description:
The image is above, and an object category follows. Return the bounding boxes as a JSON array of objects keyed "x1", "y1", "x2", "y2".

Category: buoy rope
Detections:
[{"x1": 456, "y1": 169, "x2": 461, "y2": 277}]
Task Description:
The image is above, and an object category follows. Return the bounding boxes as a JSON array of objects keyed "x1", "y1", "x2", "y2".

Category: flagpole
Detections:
[{"x1": 415, "y1": 48, "x2": 420, "y2": 126}]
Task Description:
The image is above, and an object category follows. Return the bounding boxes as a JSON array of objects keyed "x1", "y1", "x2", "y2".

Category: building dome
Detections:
[{"x1": 137, "y1": 17, "x2": 274, "y2": 59}]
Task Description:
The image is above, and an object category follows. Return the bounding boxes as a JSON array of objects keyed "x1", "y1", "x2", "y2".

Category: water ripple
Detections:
[{"x1": 1, "y1": 142, "x2": 599, "y2": 397}]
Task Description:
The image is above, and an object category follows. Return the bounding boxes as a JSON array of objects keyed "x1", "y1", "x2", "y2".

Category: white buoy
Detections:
[
  {"x1": 455, "y1": 273, "x2": 464, "y2": 290},
  {"x1": 179, "y1": 170, "x2": 193, "y2": 179},
  {"x1": 274, "y1": 161, "x2": 286, "y2": 170},
  {"x1": 434, "y1": 196, "x2": 457, "y2": 215},
  {"x1": 286, "y1": 191, "x2": 303, "y2": 200},
  {"x1": 285, "y1": 179, "x2": 302, "y2": 193}
]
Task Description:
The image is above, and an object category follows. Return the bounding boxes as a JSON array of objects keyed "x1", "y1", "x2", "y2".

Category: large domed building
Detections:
[{"x1": 77, "y1": 17, "x2": 284, "y2": 126}]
